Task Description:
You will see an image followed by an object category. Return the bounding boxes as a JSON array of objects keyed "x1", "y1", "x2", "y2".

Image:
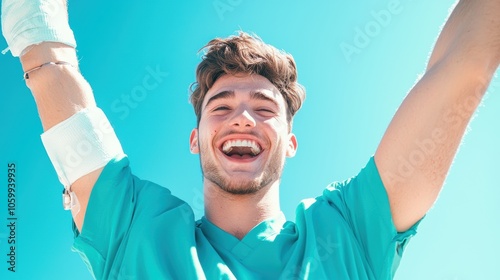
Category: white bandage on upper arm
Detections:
[
  {"x1": 1, "y1": 0, "x2": 76, "y2": 56},
  {"x1": 41, "y1": 107, "x2": 124, "y2": 187}
]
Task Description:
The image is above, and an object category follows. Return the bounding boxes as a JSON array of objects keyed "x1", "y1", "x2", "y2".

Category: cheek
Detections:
[
  {"x1": 265, "y1": 119, "x2": 288, "y2": 135},
  {"x1": 198, "y1": 120, "x2": 217, "y2": 137},
  {"x1": 201, "y1": 119, "x2": 219, "y2": 137},
  {"x1": 205, "y1": 130, "x2": 217, "y2": 142},
  {"x1": 265, "y1": 122, "x2": 291, "y2": 149}
]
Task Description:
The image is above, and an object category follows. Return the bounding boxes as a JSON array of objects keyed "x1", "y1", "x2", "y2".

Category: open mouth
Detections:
[{"x1": 221, "y1": 139, "x2": 262, "y2": 160}]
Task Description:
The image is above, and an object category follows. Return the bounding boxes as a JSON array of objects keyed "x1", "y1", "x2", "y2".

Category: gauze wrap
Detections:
[
  {"x1": 41, "y1": 107, "x2": 124, "y2": 188},
  {"x1": 1, "y1": 0, "x2": 76, "y2": 56}
]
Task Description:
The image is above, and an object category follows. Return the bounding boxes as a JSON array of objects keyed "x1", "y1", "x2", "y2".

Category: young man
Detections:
[{"x1": 2, "y1": 0, "x2": 499, "y2": 279}]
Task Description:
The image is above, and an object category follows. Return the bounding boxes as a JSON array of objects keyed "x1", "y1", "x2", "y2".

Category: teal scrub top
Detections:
[{"x1": 72, "y1": 156, "x2": 420, "y2": 279}]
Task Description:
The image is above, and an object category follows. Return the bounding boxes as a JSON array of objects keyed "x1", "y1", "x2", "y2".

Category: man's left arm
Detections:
[{"x1": 375, "y1": 0, "x2": 500, "y2": 232}]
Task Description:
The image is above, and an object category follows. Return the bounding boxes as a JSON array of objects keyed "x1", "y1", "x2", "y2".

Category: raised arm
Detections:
[
  {"x1": 21, "y1": 43, "x2": 102, "y2": 231},
  {"x1": 375, "y1": 0, "x2": 500, "y2": 232},
  {"x1": 2, "y1": 0, "x2": 111, "y2": 231}
]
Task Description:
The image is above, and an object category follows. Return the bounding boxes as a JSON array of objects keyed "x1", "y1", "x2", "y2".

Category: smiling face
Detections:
[{"x1": 190, "y1": 74, "x2": 297, "y2": 195}]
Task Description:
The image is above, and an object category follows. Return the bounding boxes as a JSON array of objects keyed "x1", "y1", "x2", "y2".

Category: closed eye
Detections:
[
  {"x1": 213, "y1": 106, "x2": 231, "y2": 111},
  {"x1": 208, "y1": 105, "x2": 232, "y2": 117},
  {"x1": 256, "y1": 108, "x2": 277, "y2": 117},
  {"x1": 257, "y1": 108, "x2": 274, "y2": 113}
]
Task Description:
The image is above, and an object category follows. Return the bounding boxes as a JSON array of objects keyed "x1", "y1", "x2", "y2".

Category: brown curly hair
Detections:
[{"x1": 189, "y1": 32, "x2": 306, "y2": 130}]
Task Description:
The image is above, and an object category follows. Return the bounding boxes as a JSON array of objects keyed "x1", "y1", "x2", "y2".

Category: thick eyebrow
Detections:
[
  {"x1": 249, "y1": 91, "x2": 279, "y2": 108},
  {"x1": 203, "y1": 89, "x2": 279, "y2": 110},
  {"x1": 204, "y1": 90, "x2": 235, "y2": 110}
]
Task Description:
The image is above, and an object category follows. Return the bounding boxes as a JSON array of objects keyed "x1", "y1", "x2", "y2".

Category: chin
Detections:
[
  {"x1": 214, "y1": 176, "x2": 266, "y2": 195},
  {"x1": 200, "y1": 148, "x2": 284, "y2": 195}
]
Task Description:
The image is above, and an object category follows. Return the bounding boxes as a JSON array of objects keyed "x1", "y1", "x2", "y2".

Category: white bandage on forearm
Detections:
[
  {"x1": 1, "y1": 0, "x2": 76, "y2": 57},
  {"x1": 41, "y1": 107, "x2": 124, "y2": 187}
]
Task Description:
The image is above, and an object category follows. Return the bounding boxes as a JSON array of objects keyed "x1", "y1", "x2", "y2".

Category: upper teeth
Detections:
[{"x1": 222, "y1": 139, "x2": 261, "y2": 155}]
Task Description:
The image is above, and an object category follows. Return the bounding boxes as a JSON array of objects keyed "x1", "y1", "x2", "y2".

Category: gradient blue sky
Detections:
[{"x1": 1, "y1": 0, "x2": 499, "y2": 279}]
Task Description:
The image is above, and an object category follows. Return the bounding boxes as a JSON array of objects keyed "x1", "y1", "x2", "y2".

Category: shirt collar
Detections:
[{"x1": 198, "y1": 212, "x2": 287, "y2": 257}]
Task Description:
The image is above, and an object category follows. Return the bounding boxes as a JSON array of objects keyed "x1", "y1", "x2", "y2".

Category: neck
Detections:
[{"x1": 204, "y1": 180, "x2": 281, "y2": 240}]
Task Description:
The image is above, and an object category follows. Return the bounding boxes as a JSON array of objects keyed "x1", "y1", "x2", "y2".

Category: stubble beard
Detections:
[{"x1": 199, "y1": 142, "x2": 285, "y2": 195}]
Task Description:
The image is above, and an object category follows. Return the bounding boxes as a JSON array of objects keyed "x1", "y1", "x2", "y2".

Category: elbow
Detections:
[{"x1": 428, "y1": 47, "x2": 498, "y2": 92}]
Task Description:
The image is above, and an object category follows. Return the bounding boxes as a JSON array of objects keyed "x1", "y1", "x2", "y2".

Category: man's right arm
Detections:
[{"x1": 20, "y1": 42, "x2": 102, "y2": 232}]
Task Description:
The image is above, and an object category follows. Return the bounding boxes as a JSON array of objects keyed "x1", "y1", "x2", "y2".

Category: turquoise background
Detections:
[{"x1": 1, "y1": 0, "x2": 499, "y2": 279}]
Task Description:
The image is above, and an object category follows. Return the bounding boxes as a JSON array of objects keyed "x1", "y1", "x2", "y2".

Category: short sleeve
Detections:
[
  {"x1": 321, "y1": 157, "x2": 422, "y2": 279},
  {"x1": 71, "y1": 155, "x2": 188, "y2": 279}
]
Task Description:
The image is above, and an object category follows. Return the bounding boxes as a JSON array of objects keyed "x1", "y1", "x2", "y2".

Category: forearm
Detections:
[
  {"x1": 20, "y1": 42, "x2": 96, "y2": 131},
  {"x1": 427, "y1": 0, "x2": 500, "y2": 75},
  {"x1": 3, "y1": 0, "x2": 123, "y2": 231}
]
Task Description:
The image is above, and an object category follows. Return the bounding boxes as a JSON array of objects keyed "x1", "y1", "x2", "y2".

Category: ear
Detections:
[
  {"x1": 286, "y1": 133, "x2": 298, "y2": 158},
  {"x1": 190, "y1": 128, "x2": 199, "y2": 154}
]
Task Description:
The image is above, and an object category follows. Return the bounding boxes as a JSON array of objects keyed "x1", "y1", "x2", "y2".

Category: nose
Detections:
[{"x1": 231, "y1": 108, "x2": 256, "y2": 128}]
